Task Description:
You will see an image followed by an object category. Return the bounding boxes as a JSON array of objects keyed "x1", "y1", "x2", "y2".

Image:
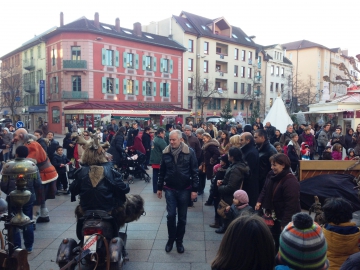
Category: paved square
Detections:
[{"x1": 26, "y1": 171, "x2": 221, "y2": 269}]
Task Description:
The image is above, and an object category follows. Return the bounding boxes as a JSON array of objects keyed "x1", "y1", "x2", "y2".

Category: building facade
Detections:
[
  {"x1": 44, "y1": 12, "x2": 186, "y2": 134},
  {"x1": 259, "y1": 44, "x2": 293, "y2": 115},
  {"x1": 143, "y1": 11, "x2": 259, "y2": 123}
]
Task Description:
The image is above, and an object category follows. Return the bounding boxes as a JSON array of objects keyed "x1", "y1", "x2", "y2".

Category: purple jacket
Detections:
[{"x1": 332, "y1": 151, "x2": 342, "y2": 160}]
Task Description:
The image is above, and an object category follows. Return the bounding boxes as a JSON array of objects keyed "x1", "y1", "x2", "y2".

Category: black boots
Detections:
[
  {"x1": 209, "y1": 219, "x2": 220, "y2": 228},
  {"x1": 215, "y1": 219, "x2": 229, "y2": 234},
  {"x1": 165, "y1": 239, "x2": 184, "y2": 253},
  {"x1": 165, "y1": 239, "x2": 174, "y2": 252},
  {"x1": 176, "y1": 241, "x2": 184, "y2": 253}
]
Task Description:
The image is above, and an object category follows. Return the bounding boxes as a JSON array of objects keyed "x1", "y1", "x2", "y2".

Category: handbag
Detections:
[
  {"x1": 201, "y1": 162, "x2": 206, "y2": 173},
  {"x1": 262, "y1": 214, "x2": 274, "y2": 228},
  {"x1": 67, "y1": 165, "x2": 77, "y2": 179},
  {"x1": 217, "y1": 199, "x2": 229, "y2": 219}
]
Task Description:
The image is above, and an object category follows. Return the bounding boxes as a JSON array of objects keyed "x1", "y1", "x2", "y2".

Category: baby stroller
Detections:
[{"x1": 119, "y1": 147, "x2": 151, "y2": 184}]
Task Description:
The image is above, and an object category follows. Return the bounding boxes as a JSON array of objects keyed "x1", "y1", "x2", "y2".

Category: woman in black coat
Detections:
[
  {"x1": 63, "y1": 133, "x2": 75, "y2": 160},
  {"x1": 344, "y1": 127, "x2": 355, "y2": 151},
  {"x1": 107, "y1": 127, "x2": 126, "y2": 167},
  {"x1": 201, "y1": 133, "x2": 220, "y2": 180}
]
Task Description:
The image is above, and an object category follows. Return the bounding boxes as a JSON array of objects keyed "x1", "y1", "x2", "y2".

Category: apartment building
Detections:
[
  {"x1": 43, "y1": 12, "x2": 186, "y2": 134},
  {"x1": 258, "y1": 44, "x2": 293, "y2": 114},
  {"x1": 143, "y1": 11, "x2": 259, "y2": 123}
]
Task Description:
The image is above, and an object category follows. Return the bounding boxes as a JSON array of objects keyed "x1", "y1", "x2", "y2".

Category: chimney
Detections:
[
  {"x1": 342, "y1": 49, "x2": 348, "y2": 56},
  {"x1": 94, "y1": 12, "x2": 100, "y2": 29},
  {"x1": 115, "y1": 18, "x2": 120, "y2": 32},
  {"x1": 133, "y1": 22, "x2": 142, "y2": 37},
  {"x1": 60, "y1": 12, "x2": 64, "y2": 27}
]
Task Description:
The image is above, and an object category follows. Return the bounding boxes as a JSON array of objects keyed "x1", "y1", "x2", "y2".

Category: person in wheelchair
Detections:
[{"x1": 69, "y1": 136, "x2": 144, "y2": 229}]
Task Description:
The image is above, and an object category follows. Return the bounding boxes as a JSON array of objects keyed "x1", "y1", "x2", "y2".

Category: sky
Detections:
[{"x1": 1, "y1": 0, "x2": 360, "y2": 58}]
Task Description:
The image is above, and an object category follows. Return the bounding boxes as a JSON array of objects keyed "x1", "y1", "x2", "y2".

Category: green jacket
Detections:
[
  {"x1": 164, "y1": 131, "x2": 170, "y2": 145},
  {"x1": 149, "y1": 136, "x2": 167, "y2": 165}
]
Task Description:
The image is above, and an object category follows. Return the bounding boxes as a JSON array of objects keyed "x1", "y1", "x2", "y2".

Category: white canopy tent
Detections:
[{"x1": 263, "y1": 96, "x2": 293, "y2": 133}]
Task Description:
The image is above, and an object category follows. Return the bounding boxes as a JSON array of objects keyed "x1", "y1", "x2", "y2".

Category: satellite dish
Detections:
[{"x1": 329, "y1": 92, "x2": 336, "y2": 99}]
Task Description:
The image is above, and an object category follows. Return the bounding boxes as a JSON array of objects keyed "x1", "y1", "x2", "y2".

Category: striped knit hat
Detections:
[{"x1": 276, "y1": 212, "x2": 329, "y2": 270}]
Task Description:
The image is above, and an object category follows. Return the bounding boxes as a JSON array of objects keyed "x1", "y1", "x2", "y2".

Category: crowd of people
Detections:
[{"x1": 0, "y1": 117, "x2": 360, "y2": 269}]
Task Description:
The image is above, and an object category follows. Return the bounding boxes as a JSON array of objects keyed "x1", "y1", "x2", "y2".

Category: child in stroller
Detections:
[{"x1": 119, "y1": 146, "x2": 151, "y2": 183}]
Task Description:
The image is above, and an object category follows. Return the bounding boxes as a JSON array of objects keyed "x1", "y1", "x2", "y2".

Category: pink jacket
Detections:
[{"x1": 331, "y1": 151, "x2": 342, "y2": 160}]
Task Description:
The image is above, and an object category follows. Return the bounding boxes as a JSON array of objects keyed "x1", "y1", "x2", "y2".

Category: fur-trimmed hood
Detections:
[
  {"x1": 162, "y1": 142, "x2": 190, "y2": 154},
  {"x1": 202, "y1": 138, "x2": 220, "y2": 150}
]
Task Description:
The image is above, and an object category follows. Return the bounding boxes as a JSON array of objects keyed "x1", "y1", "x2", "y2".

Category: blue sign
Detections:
[
  {"x1": 16, "y1": 121, "x2": 24, "y2": 128},
  {"x1": 39, "y1": 80, "x2": 45, "y2": 105},
  {"x1": 15, "y1": 96, "x2": 21, "y2": 102}
]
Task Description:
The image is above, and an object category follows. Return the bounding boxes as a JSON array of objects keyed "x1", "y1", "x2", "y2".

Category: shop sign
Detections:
[
  {"x1": 39, "y1": 80, "x2": 46, "y2": 105},
  {"x1": 138, "y1": 102, "x2": 173, "y2": 109},
  {"x1": 114, "y1": 116, "x2": 150, "y2": 121}
]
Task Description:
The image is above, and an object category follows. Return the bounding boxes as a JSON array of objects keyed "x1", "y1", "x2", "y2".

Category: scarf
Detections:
[
  {"x1": 236, "y1": 202, "x2": 249, "y2": 210},
  {"x1": 171, "y1": 142, "x2": 183, "y2": 164},
  {"x1": 303, "y1": 133, "x2": 314, "y2": 147}
]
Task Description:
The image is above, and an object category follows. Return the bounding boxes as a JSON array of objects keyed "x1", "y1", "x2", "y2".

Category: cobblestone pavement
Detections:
[{"x1": 26, "y1": 168, "x2": 220, "y2": 269}]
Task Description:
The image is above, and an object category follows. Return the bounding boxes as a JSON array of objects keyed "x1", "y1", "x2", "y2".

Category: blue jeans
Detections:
[
  {"x1": 318, "y1": 146, "x2": 325, "y2": 156},
  {"x1": 164, "y1": 189, "x2": 190, "y2": 243},
  {"x1": 13, "y1": 203, "x2": 34, "y2": 250}
]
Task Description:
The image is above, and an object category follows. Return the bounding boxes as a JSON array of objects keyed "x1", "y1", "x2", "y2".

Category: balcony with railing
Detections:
[
  {"x1": 254, "y1": 75, "x2": 262, "y2": 84},
  {"x1": 63, "y1": 60, "x2": 87, "y2": 69},
  {"x1": 215, "y1": 61, "x2": 228, "y2": 77},
  {"x1": 215, "y1": 79, "x2": 227, "y2": 93},
  {"x1": 62, "y1": 91, "x2": 89, "y2": 99},
  {"x1": 23, "y1": 59, "x2": 35, "y2": 70},
  {"x1": 216, "y1": 42, "x2": 228, "y2": 59},
  {"x1": 23, "y1": 83, "x2": 35, "y2": 93}
]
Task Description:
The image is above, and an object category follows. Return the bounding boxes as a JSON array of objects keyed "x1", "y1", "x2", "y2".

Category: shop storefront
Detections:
[
  {"x1": 57, "y1": 102, "x2": 190, "y2": 133},
  {"x1": 28, "y1": 105, "x2": 47, "y2": 130}
]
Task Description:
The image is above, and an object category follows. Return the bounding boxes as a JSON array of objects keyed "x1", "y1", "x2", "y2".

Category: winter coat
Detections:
[
  {"x1": 47, "y1": 139, "x2": 59, "y2": 163},
  {"x1": 2, "y1": 132, "x2": 12, "y2": 146},
  {"x1": 257, "y1": 169, "x2": 301, "y2": 228},
  {"x1": 209, "y1": 166, "x2": 228, "y2": 199},
  {"x1": 279, "y1": 131, "x2": 294, "y2": 147},
  {"x1": 287, "y1": 140, "x2": 300, "y2": 172},
  {"x1": 344, "y1": 133, "x2": 356, "y2": 151},
  {"x1": 187, "y1": 134, "x2": 201, "y2": 159},
  {"x1": 340, "y1": 252, "x2": 360, "y2": 270},
  {"x1": 164, "y1": 131, "x2": 170, "y2": 145},
  {"x1": 323, "y1": 222, "x2": 360, "y2": 270},
  {"x1": 218, "y1": 140, "x2": 230, "y2": 155},
  {"x1": 271, "y1": 135, "x2": 281, "y2": 145},
  {"x1": 63, "y1": 137, "x2": 75, "y2": 159},
  {"x1": 332, "y1": 151, "x2": 342, "y2": 160},
  {"x1": 37, "y1": 137, "x2": 48, "y2": 153},
  {"x1": 257, "y1": 140, "x2": 277, "y2": 192},
  {"x1": 241, "y1": 142, "x2": 260, "y2": 207},
  {"x1": 331, "y1": 133, "x2": 344, "y2": 146},
  {"x1": 202, "y1": 139, "x2": 220, "y2": 179},
  {"x1": 158, "y1": 143, "x2": 199, "y2": 192},
  {"x1": 133, "y1": 136, "x2": 145, "y2": 154},
  {"x1": 107, "y1": 133, "x2": 125, "y2": 167},
  {"x1": 141, "y1": 132, "x2": 151, "y2": 151},
  {"x1": 107, "y1": 123, "x2": 119, "y2": 133},
  {"x1": 126, "y1": 128, "x2": 139, "y2": 147},
  {"x1": 298, "y1": 133, "x2": 316, "y2": 154},
  {"x1": 265, "y1": 125, "x2": 276, "y2": 142},
  {"x1": 225, "y1": 204, "x2": 254, "y2": 221},
  {"x1": 52, "y1": 153, "x2": 70, "y2": 174},
  {"x1": 149, "y1": 136, "x2": 167, "y2": 165},
  {"x1": 218, "y1": 161, "x2": 250, "y2": 205},
  {"x1": 42, "y1": 125, "x2": 49, "y2": 138},
  {"x1": 317, "y1": 129, "x2": 331, "y2": 147},
  {"x1": 70, "y1": 162, "x2": 129, "y2": 212}
]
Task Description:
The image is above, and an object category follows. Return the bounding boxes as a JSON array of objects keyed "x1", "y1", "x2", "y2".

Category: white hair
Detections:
[{"x1": 169, "y1": 129, "x2": 182, "y2": 139}]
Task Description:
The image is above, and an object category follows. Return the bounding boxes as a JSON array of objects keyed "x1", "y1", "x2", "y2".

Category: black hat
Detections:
[{"x1": 219, "y1": 154, "x2": 230, "y2": 165}]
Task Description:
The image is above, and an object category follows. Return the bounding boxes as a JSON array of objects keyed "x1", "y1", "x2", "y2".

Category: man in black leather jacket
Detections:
[
  {"x1": 157, "y1": 130, "x2": 199, "y2": 254},
  {"x1": 254, "y1": 129, "x2": 277, "y2": 192}
]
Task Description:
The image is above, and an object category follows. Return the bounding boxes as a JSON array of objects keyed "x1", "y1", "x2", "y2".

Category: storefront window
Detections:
[{"x1": 52, "y1": 107, "x2": 60, "y2": 123}]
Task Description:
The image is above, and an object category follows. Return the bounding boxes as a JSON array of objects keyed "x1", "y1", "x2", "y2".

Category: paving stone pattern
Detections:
[{"x1": 26, "y1": 166, "x2": 220, "y2": 269}]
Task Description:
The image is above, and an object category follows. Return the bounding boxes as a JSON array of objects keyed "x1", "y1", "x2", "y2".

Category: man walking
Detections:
[
  {"x1": 142, "y1": 127, "x2": 152, "y2": 168},
  {"x1": 157, "y1": 130, "x2": 199, "y2": 253},
  {"x1": 184, "y1": 125, "x2": 201, "y2": 161}
]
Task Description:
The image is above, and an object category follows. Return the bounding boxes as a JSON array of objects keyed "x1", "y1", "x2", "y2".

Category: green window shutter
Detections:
[
  {"x1": 160, "y1": 58, "x2": 164, "y2": 72},
  {"x1": 135, "y1": 80, "x2": 139, "y2": 95},
  {"x1": 142, "y1": 55, "x2": 146, "y2": 71},
  {"x1": 135, "y1": 54, "x2": 139, "y2": 69},
  {"x1": 166, "y1": 83, "x2": 170, "y2": 97},
  {"x1": 50, "y1": 78, "x2": 53, "y2": 93},
  {"x1": 102, "y1": 48, "x2": 107, "y2": 65},
  {"x1": 102, "y1": 77, "x2": 107, "y2": 93},
  {"x1": 160, "y1": 84, "x2": 163, "y2": 96},
  {"x1": 153, "y1": 57, "x2": 157, "y2": 72},
  {"x1": 123, "y1": 79, "x2": 127, "y2": 94},
  {"x1": 115, "y1": 78, "x2": 119, "y2": 94},
  {"x1": 142, "y1": 81, "x2": 146, "y2": 96},
  {"x1": 55, "y1": 76, "x2": 58, "y2": 93},
  {"x1": 115, "y1": 50, "x2": 119, "y2": 67},
  {"x1": 170, "y1": 60, "x2": 173, "y2": 74},
  {"x1": 123, "y1": 52, "x2": 128, "y2": 68},
  {"x1": 153, "y1": 82, "x2": 157, "y2": 96}
]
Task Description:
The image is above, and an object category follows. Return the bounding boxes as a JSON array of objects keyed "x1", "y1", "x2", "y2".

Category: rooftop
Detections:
[{"x1": 282, "y1": 39, "x2": 329, "y2": 51}]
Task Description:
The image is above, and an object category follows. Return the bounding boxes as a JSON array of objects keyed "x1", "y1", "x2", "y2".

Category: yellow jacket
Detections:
[{"x1": 323, "y1": 222, "x2": 360, "y2": 270}]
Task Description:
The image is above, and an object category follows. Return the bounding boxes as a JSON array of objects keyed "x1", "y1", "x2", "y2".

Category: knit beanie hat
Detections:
[
  {"x1": 233, "y1": 190, "x2": 249, "y2": 209},
  {"x1": 276, "y1": 212, "x2": 329, "y2": 270}
]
